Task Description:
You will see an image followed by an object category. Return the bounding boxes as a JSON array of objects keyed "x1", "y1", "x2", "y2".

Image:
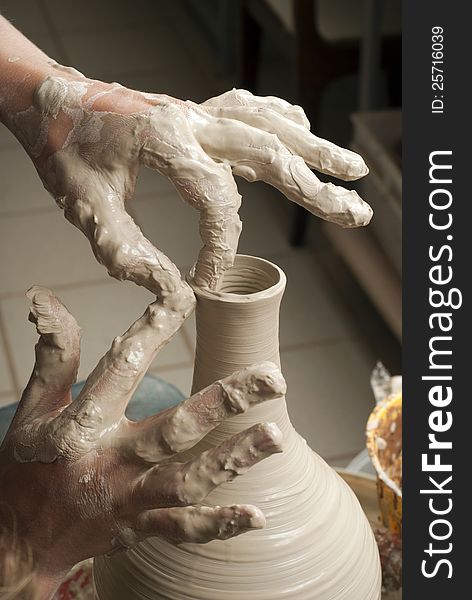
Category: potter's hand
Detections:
[
  {"x1": 0, "y1": 19, "x2": 371, "y2": 293},
  {"x1": 0, "y1": 287, "x2": 285, "y2": 594},
  {"x1": 33, "y1": 82, "x2": 371, "y2": 293}
]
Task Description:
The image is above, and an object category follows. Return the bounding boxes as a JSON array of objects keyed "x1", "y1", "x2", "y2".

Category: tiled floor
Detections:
[{"x1": 0, "y1": 0, "x2": 400, "y2": 463}]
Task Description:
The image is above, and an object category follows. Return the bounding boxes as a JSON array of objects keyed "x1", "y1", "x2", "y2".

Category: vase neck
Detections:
[
  {"x1": 189, "y1": 256, "x2": 290, "y2": 441},
  {"x1": 190, "y1": 261, "x2": 284, "y2": 393}
]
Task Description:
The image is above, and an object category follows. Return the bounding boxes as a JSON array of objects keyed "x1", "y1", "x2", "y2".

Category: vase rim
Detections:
[{"x1": 187, "y1": 255, "x2": 286, "y2": 303}]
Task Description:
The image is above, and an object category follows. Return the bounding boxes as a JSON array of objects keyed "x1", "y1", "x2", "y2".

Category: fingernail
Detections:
[
  {"x1": 231, "y1": 505, "x2": 266, "y2": 530},
  {"x1": 319, "y1": 148, "x2": 369, "y2": 181},
  {"x1": 346, "y1": 155, "x2": 369, "y2": 180},
  {"x1": 245, "y1": 506, "x2": 266, "y2": 529},
  {"x1": 254, "y1": 422, "x2": 284, "y2": 453},
  {"x1": 250, "y1": 362, "x2": 287, "y2": 398},
  {"x1": 319, "y1": 185, "x2": 373, "y2": 228},
  {"x1": 353, "y1": 198, "x2": 374, "y2": 226}
]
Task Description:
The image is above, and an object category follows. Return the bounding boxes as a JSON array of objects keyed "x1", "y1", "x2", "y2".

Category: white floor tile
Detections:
[
  {"x1": 1, "y1": 280, "x2": 194, "y2": 389},
  {"x1": 0, "y1": 337, "x2": 14, "y2": 394},
  {"x1": 0, "y1": 209, "x2": 106, "y2": 296},
  {"x1": 0, "y1": 145, "x2": 53, "y2": 215},
  {"x1": 131, "y1": 191, "x2": 201, "y2": 271},
  {"x1": 133, "y1": 167, "x2": 177, "y2": 200},
  {"x1": 61, "y1": 28, "x2": 191, "y2": 81},
  {"x1": 0, "y1": 0, "x2": 50, "y2": 36},
  {"x1": 280, "y1": 340, "x2": 377, "y2": 459},
  {"x1": 151, "y1": 364, "x2": 194, "y2": 398},
  {"x1": 276, "y1": 249, "x2": 360, "y2": 347}
]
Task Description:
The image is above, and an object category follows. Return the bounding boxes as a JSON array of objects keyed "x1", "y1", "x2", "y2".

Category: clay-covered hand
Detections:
[
  {"x1": 0, "y1": 287, "x2": 285, "y2": 588},
  {"x1": 9, "y1": 68, "x2": 371, "y2": 293}
]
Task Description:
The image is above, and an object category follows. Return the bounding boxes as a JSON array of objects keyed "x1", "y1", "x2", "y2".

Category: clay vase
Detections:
[{"x1": 94, "y1": 255, "x2": 381, "y2": 599}]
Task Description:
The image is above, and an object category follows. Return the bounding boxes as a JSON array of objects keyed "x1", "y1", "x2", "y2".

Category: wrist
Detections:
[
  {"x1": 2, "y1": 66, "x2": 99, "y2": 160},
  {"x1": 0, "y1": 60, "x2": 66, "y2": 157},
  {"x1": 0, "y1": 59, "x2": 49, "y2": 121},
  {"x1": 0, "y1": 25, "x2": 56, "y2": 127}
]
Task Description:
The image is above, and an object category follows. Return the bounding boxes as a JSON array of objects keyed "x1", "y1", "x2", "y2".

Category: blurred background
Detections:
[{"x1": 0, "y1": 0, "x2": 401, "y2": 467}]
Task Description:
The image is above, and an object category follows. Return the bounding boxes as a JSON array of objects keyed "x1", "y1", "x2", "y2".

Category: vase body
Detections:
[{"x1": 94, "y1": 255, "x2": 381, "y2": 599}]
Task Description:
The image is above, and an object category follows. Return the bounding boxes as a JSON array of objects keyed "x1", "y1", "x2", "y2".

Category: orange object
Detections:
[{"x1": 366, "y1": 392, "x2": 402, "y2": 535}]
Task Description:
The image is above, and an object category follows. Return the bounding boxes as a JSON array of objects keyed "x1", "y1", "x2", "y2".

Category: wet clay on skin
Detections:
[
  {"x1": 94, "y1": 256, "x2": 382, "y2": 600},
  {"x1": 7, "y1": 76, "x2": 373, "y2": 295},
  {"x1": 4, "y1": 285, "x2": 287, "y2": 568}
]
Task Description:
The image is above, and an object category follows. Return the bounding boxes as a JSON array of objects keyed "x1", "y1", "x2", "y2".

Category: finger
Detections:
[
  {"x1": 136, "y1": 504, "x2": 265, "y2": 544},
  {"x1": 62, "y1": 290, "x2": 195, "y2": 438},
  {"x1": 60, "y1": 182, "x2": 182, "y2": 298},
  {"x1": 201, "y1": 88, "x2": 310, "y2": 129},
  {"x1": 141, "y1": 112, "x2": 242, "y2": 290},
  {"x1": 128, "y1": 362, "x2": 286, "y2": 462},
  {"x1": 196, "y1": 119, "x2": 372, "y2": 227},
  {"x1": 14, "y1": 286, "x2": 81, "y2": 425},
  {"x1": 135, "y1": 422, "x2": 283, "y2": 508},
  {"x1": 191, "y1": 177, "x2": 242, "y2": 290},
  {"x1": 202, "y1": 104, "x2": 368, "y2": 181}
]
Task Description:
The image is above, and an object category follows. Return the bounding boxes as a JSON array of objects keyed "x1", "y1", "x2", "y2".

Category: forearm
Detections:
[
  {"x1": 0, "y1": 17, "x2": 56, "y2": 127},
  {"x1": 0, "y1": 17, "x2": 104, "y2": 161},
  {"x1": 0, "y1": 17, "x2": 144, "y2": 160}
]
